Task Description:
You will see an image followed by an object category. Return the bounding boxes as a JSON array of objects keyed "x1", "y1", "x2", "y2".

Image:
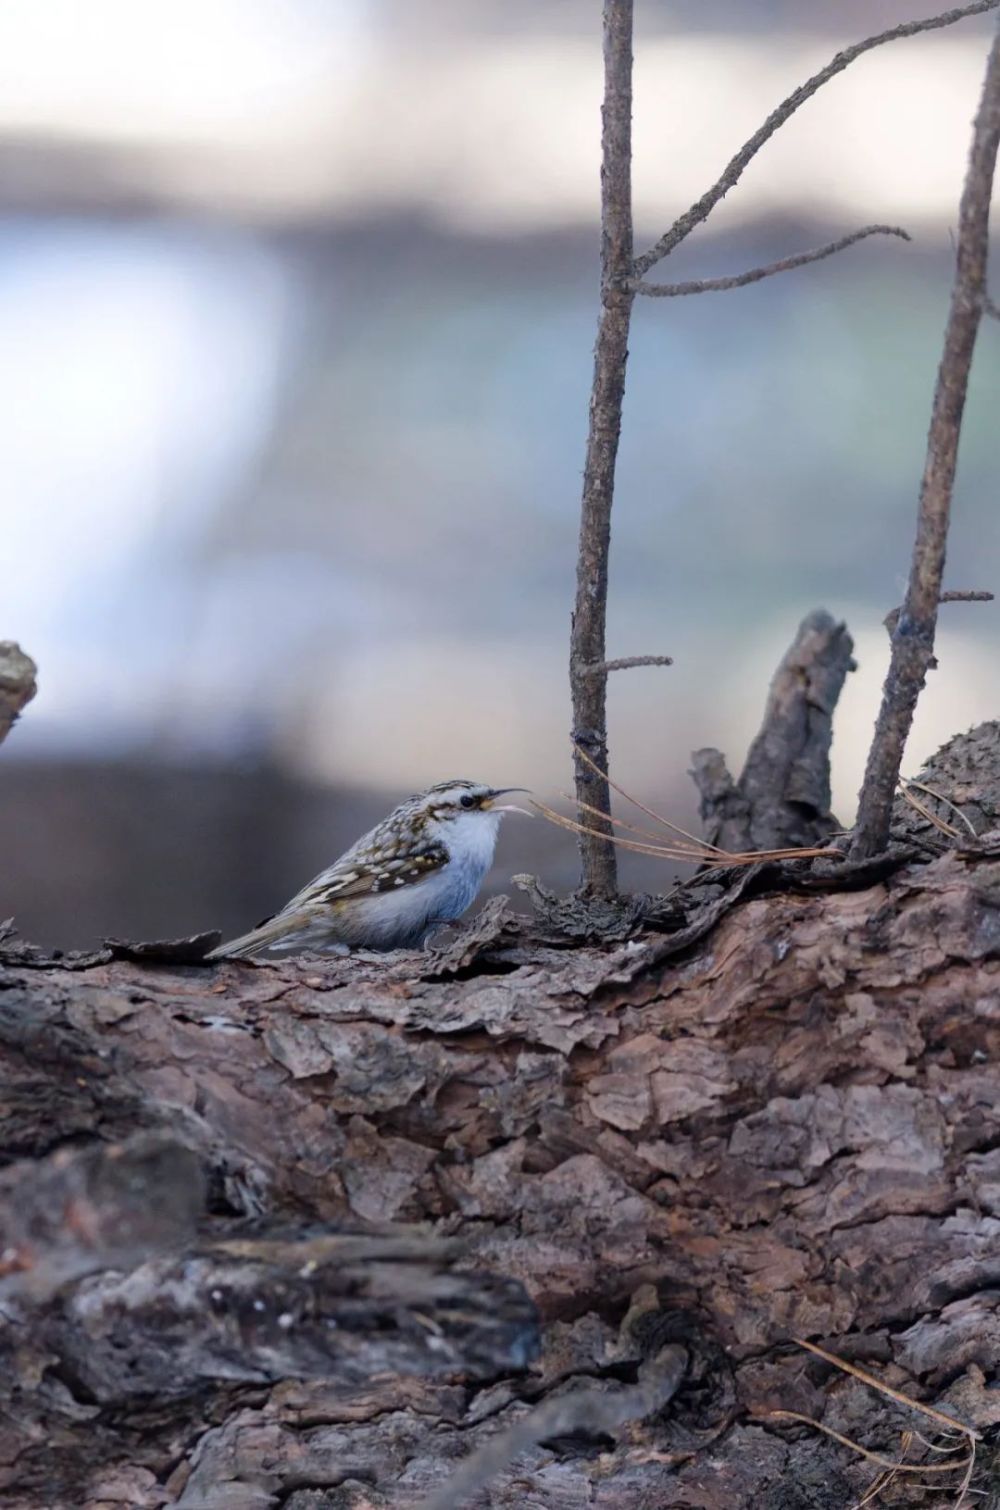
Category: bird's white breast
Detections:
[
  {"x1": 423, "y1": 808, "x2": 502, "y2": 919},
  {"x1": 333, "y1": 809, "x2": 502, "y2": 949}
]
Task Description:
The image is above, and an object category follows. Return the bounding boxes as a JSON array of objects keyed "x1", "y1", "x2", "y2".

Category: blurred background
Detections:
[{"x1": 1, "y1": 0, "x2": 999, "y2": 948}]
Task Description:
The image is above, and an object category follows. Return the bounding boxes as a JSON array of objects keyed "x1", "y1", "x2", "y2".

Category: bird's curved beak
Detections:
[{"x1": 485, "y1": 787, "x2": 533, "y2": 816}]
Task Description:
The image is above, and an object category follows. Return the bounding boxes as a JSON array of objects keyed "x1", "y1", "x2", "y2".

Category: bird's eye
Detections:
[{"x1": 460, "y1": 794, "x2": 476, "y2": 809}]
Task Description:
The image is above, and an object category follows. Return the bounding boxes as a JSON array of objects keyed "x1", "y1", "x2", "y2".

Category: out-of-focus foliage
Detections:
[{"x1": 1, "y1": 0, "x2": 997, "y2": 944}]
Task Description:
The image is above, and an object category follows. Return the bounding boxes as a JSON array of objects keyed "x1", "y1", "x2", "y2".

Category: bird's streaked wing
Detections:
[{"x1": 282, "y1": 834, "x2": 449, "y2": 912}]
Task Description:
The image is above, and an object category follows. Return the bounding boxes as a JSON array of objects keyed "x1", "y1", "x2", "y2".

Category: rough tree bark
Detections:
[{"x1": 5, "y1": 711, "x2": 1000, "y2": 1506}]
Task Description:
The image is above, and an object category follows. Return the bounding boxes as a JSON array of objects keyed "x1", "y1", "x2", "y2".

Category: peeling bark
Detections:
[{"x1": 4, "y1": 826, "x2": 1000, "y2": 1504}]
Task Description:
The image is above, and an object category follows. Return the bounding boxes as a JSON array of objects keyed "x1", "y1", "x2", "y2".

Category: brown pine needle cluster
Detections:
[
  {"x1": 900, "y1": 778, "x2": 979, "y2": 840},
  {"x1": 764, "y1": 1339, "x2": 979, "y2": 1507},
  {"x1": 531, "y1": 745, "x2": 842, "y2": 870}
]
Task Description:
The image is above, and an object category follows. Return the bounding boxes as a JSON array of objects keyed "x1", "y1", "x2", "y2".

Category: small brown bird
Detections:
[{"x1": 208, "y1": 779, "x2": 530, "y2": 960}]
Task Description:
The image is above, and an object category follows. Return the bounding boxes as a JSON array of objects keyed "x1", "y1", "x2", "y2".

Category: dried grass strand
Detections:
[
  {"x1": 850, "y1": 1429, "x2": 914, "y2": 1508},
  {"x1": 900, "y1": 783, "x2": 964, "y2": 839},
  {"x1": 767, "y1": 1411, "x2": 966, "y2": 1475},
  {"x1": 904, "y1": 778, "x2": 979, "y2": 837},
  {"x1": 911, "y1": 1429, "x2": 968, "y2": 1454},
  {"x1": 532, "y1": 798, "x2": 838, "y2": 868},
  {"x1": 572, "y1": 741, "x2": 729, "y2": 853},
  {"x1": 563, "y1": 792, "x2": 704, "y2": 851},
  {"x1": 954, "y1": 1441, "x2": 979, "y2": 1510},
  {"x1": 531, "y1": 799, "x2": 711, "y2": 862},
  {"x1": 794, "y1": 1339, "x2": 982, "y2": 1440}
]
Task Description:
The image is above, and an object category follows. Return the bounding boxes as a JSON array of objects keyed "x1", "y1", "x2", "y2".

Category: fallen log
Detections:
[{"x1": 3, "y1": 817, "x2": 1000, "y2": 1505}]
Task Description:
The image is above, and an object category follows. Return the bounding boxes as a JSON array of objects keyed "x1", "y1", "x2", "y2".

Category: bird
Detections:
[{"x1": 207, "y1": 779, "x2": 531, "y2": 961}]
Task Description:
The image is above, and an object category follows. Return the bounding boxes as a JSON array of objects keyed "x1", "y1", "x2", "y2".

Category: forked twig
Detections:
[
  {"x1": 632, "y1": 226, "x2": 910, "y2": 298},
  {"x1": 633, "y1": 1, "x2": 1000, "y2": 277},
  {"x1": 571, "y1": 0, "x2": 996, "y2": 894}
]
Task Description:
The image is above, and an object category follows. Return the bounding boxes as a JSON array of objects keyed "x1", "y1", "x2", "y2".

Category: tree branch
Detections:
[
  {"x1": 569, "y1": 0, "x2": 634, "y2": 897},
  {"x1": 633, "y1": 1, "x2": 1000, "y2": 278},
  {"x1": 45, "y1": 1233, "x2": 538, "y2": 1404},
  {"x1": 852, "y1": 18, "x2": 1000, "y2": 859},
  {"x1": 0, "y1": 641, "x2": 36, "y2": 749},
  {"x1": 582, "y1": 654, "x2": 673, "y2": 673},
  {"x1": 883, "y1": 587, "x2": 994, "y2": 635},
  {"x1": 632, "y1": 225, "x2": 910, "y2": 298},
  {"x1": 569, "y1": 3, "x2": 995, "y2": 897}
]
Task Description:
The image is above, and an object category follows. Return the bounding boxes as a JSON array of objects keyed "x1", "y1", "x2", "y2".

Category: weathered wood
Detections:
[
  {"x1": 3, "y1": 818, "x2": 1000, "y2": 1505},
  {"x1": 691, "y1": 609, "x2": 855, "y2": 852}
]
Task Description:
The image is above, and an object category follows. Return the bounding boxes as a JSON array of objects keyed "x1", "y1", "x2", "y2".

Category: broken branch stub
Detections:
[
  {"x1": 692, "y1": 609, "x2": 855, "y2": 853},
  {"x1": 0, "y1": 641, "x2": 37, "y2": 749}
]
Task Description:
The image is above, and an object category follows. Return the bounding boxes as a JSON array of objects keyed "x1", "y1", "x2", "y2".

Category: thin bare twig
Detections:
[
  {"x1": 632, "y1": 226, "x2": 910, "y2": 298},
  {"x1": 571, "y1": 0, "x2": 996, "y2": 896},
  {"x1": 582, "y1": 654, "x2": 673, "y2": 673},
  {"x1": 940, "y1": 588, "x2": 994, "y2": 604},
  {"x1": 569, "y1": 0, "x2": 634, "y2": 896},
  {"x1": 853, "y1": 18, "x2": 1000, "y2": 858},
  {"x1": 954, "y1": 1437, "x2": 979, "y2": 1509},
  {"x1": 633, "y1": 1, "x2": 1000, "y2": 277},
  {"x1": 883, "y1": 587, "x2": 994, "y2": 634},
  {"x1": 532, "y1": 798, "x2": 712, "y2": 861},
  {"x1": 911, "y1": 1429, "x2": 969, "y2": 1455}
]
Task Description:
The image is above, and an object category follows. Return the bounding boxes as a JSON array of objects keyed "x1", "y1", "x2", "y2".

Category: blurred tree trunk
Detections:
[{"x1": 3, "y1": 807, "x2": 1000, "y2": 1507}]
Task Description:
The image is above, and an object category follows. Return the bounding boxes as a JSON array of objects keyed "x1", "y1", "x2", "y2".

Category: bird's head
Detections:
[{"x1": 417, "y1": 779, "x2": 532, "y2": 826}]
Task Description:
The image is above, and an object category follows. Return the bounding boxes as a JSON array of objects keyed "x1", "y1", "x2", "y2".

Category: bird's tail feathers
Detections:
[{"x1": 206, "y1": 910, "x2": 306, "y2": 961}]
